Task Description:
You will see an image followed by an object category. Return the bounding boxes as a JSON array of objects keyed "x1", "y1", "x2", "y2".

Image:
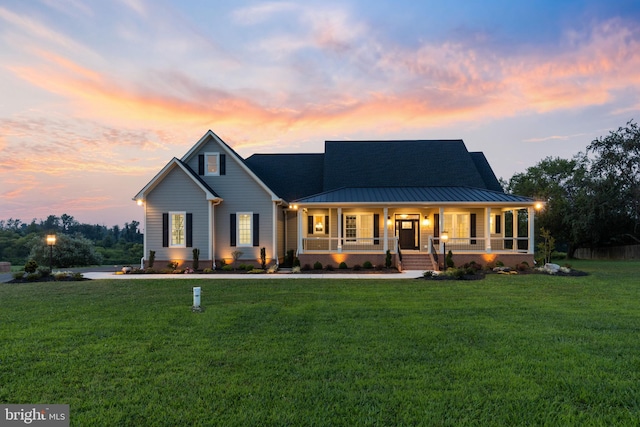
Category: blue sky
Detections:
[{"x1": 1, "y1": 0, "x2": 640, "y2": 227}]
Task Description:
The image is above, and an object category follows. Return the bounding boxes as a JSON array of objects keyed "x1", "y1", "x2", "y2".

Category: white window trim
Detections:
[
  {"x1": 443, "y1": 212, "x2": 470, "y2": 239},
  {"x1": 237, "y1": 211, "x2": 253, "y2": 247},
  {"x1": 312, "y1": 214, "x2": 326, "y2": 235},
  {"x1": 169, "y1": 211, "x2": 186, "y2": 248},
  {"x1": 344, "y1": 212, "x2": 373, "y2": 243},
  {"x1": 205, "y1": 152, "x2": 220, "y2": 176}
]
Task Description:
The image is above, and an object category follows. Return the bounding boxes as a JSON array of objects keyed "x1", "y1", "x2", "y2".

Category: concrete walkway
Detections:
[{"x1": 82, "y1": 270, "x2": 425, "y2": 280}]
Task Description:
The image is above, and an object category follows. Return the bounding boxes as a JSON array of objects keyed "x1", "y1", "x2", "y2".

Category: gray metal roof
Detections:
[{"x1": 294, "y1": 187, "x2": 535, "y2": 204}]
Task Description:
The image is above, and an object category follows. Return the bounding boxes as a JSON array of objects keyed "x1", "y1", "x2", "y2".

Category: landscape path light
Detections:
[
  {"x1": 441, "y1": 231, "x2": 448, "y2": 270},
  {"x1": 46, "y1": 234, "x2": 56, "y2": 271}
]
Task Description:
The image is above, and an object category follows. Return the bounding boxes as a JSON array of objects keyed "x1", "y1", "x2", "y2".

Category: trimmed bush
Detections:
[
  {"x1": 352, "y1": 264, "x2": 362, "y2": 271},
  {"x1": 24, "y1": 259, "x2": 38, "y2": 273},
  {"x1": 363, "y1": 261, "x2": 373, "y2": 269},
  {"x1": 338, "y1": 262, "x2": 348, "y2": 269},
  {"x1": 313, "y1": 261, "x2": 323, "y2": 270},
  {"x1": 325, "y1": 264, "x2": 334, "y2": 271}
]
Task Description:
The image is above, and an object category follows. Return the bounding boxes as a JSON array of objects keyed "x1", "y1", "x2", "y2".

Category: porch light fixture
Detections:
[
  {"x1": 46, "y1": 234, "x2": 56, "y2": 271},
  {"x1": 535, "y1": 201, "x2": 544, "y2": 211},
  {"x1": 137, "y1": 199, "x2": 144, "y2": 206},
  {"x1": 387, "y1": 215, "x2": 392, "y2": 226},
  {"x1": 422, "y1": 215, "x2": 430, "y2": 226},
  {"x1": 289, "y1": 204, "x2": 298, "y2": 210}
]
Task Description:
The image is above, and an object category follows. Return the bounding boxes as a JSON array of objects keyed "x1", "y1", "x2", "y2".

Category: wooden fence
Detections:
[{"x1": 574, "y1": 244, "x2": 640, "y2": 260}]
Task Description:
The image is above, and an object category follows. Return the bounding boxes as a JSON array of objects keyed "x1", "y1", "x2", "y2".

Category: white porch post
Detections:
[
  {"x1": 272, "y1": 203, "x2": 278, "y2": 266},
  {"x1": 485, "y1": 207, "x2": 492, "y2": 252},
  {"x1": 383, "y1": 207, "x2": 388, "y2": 253},
  {"x1": 337, "y1": 207, "x2": 342, "y2": 252},
  {"x1": 439, "y1": 207, "x2": 445, "y2": 253},
  {"x1": 297, "y1": 208, "x2": 303, "y2": 254},
  {"x1": 512, "y1": 209, "x2": 518, "y2": 250},
  {"x1": 528, "y1": 207, "x2": 535, "y2": 254}
]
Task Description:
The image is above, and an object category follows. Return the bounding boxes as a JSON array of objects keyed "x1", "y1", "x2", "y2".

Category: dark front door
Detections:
[{"x1": 397, "y1": 219, "x2": 419, "y2": 250}]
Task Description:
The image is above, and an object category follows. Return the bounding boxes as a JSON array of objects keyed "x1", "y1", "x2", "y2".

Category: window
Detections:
[
  {"x1": 313, "y1": 215, "x2": 325, "y2": 234},
  {"x1": 170, "y1": 212, "x2": 186, "y2": 247},
  {"x1": 238, "y1": 213, "x2": 252, "y2": 246},
  {"x1": 345, "y1": 214, "x2": 373, "y2": 242},
  {"x1": 205, "y1": 153, "x2": 219, "y2": 176},
  {"x1": 443, "y1": 213, "x2": 469, "y2": 238}
]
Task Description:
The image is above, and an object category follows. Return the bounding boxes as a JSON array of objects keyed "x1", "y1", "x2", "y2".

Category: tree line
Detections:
[
  {"x1": 0, "y1": 214, "x2": 143, "y2": 267},
  {"x1": 507, "y1": 120, "x2": 640, "y2": 258}
]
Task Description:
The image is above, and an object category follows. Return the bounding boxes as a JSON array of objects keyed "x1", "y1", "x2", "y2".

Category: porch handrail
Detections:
[{"x1": 302, "y1": 236, "x2": 399, "y2": 252}]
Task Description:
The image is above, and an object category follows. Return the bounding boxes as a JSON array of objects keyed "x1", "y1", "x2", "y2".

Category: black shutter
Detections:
[
  {"x1": 162, "y1": 213, "x2": 169, "y2": 247},
  {"x1": 230, "y1": 214, "x2": 236, "y2": 247},
  {"x1": 373, "y1": 214, "x2": 380, "y2": 245},
  {"x1": 186, "y1": 213, "x2": 193, "y2": 247},
  {"x1": 434, "y1": 213, "x2": 440, "y2": 243},
  {"x1": 495, "y1": 215, "x2": 501, "y2": 234},
  {"x1": 470, "y1": 213, "x2": 477, "y2": 245},
  {"x1": 325, "y1": 215, "x2": 329, "y2": 235},
  {"x1": 253, "y1": 213, "x2": 259, "y2": 247},
  {"x1": 198, "y1": 155, "x2": 205, "y2": 175},
  {"x1": 220, "y1": 154, "x2": 226, "y2": 175},
  {"x1": 308, "y1": 216, "x2": 314, "y2": 234}
]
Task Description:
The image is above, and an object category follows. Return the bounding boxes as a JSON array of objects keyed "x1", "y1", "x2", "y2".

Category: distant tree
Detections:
[{"x1": 41, "y1": 215, "x2": 60, "y2": 232}]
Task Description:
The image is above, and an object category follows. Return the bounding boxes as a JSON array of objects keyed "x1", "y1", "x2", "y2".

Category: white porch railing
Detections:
[
  {"x1": 430, "y1": 237, "x2": 530, "y2": 252},
  {"x1": 302, "y1": 237, "x2": 399, "y2": 252}
]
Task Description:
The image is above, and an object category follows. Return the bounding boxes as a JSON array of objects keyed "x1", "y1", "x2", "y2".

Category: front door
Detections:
[{"x1": 396, "y1": 218, "x2": 419, "y2": 250}]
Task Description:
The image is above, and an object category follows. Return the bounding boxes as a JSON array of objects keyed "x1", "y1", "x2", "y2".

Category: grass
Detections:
[{"x1": 1, "y1": 260, "x2": 639, "y2": 425}]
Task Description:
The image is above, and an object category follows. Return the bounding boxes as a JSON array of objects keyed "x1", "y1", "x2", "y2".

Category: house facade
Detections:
[{"x1": 134, "y1": 130, "x2": 539, "y2": 270}]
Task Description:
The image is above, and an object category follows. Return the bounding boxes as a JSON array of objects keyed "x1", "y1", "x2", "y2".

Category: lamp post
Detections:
[
  {"x1": 441, "y1": 231, "x2": 448, "y2": 270},
  {"x1": 46, "y1": 234, "x2": 56, "y2": 271}
]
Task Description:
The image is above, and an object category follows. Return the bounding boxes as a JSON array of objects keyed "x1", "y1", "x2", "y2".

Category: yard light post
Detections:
[
  {"x1": 46, "y1": 234, "x2": 56, "y2": 271},
  {"x1": 441, "y1": 231, "x2": 448, "y2": 270}
]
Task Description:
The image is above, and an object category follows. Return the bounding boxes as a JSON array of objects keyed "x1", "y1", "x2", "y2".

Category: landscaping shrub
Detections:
[
  {"x1": 445, "y1": 250, "x2": 454, "y2": 268},
  {"x1": 352, "y1": 264, "x2": 362, "y2": 271},
  {"x1": 26, "y1": 272, "x2": 41, "y2": 281},
  {"x1": 12, "y1": 271, "x2": 25, "y2": 280},
  {"x1": 148, "y1": 250, "x2": 155, "y2": 268},
  {"x1": 325, "y1": 264, "x2": 334, "y2": 271},
  {"x1": 192, "y1": 248, "x2": 200, "y2": 271},
  {"x1": 24, "y1": 259, "x2": 38, "y2": 273},
  {"x1": 363, "y1": 261, "x2": 373, "y2": 269},
  {"x1": 221, "y1": 265, "x2": 234, "y2": 272},
  {"x1": 302, "y1": 264, "x2": 311, "y2": 271},
  {"x1": 385, "y1": 250, "x2": 392, "y2": 268},
  {"x1": 260, "y1": 247, "x2": 266, "y2": 269},
  {"x1": 313, "y1": 261, "x2": 323, "y2": 270},
  {"x1": 338, "y1": 262, "x2": 348, "y2": 269},
  {"x1": 375, "y1": 264, "x2": 384, "y2": 271},
  {"x1": 203, "y1": 268, "x2": 214, "y2": 274},
  {"x1": 37, "y1": 267, "x2": 51, "y2": 278}
]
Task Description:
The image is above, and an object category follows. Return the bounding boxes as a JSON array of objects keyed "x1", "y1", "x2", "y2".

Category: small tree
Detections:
[
  {"x1": 231, "y1": 250, "x2": 243, "y2": 270},
  {"x1": 445, "y1": 250, "x2": 454, "y2": 269},
  {"x1": 148, "y1": 250, "x2": 156, "y2": 268},
  {"x1": 538, "y1": 227, "x2": 556, "y2": 264},
  {"x1": 192, "y1": 248, "x2": 200, "y2": 270},
  {"x1": 385, "y1": 250, "x2": 392, "y2": 268},
  {"x1": 260, "y1": 247, "x2": 266, "y2": 269}
]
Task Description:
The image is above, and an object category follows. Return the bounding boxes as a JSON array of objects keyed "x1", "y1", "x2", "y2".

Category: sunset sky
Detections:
[{"x1": 2, "y1": 0, "x2": 640, "y2": 228}]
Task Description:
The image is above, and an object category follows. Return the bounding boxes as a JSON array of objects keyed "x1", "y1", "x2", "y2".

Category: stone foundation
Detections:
[{"x1": 447, "y1": 253, "x2": 535, "y2": 269}]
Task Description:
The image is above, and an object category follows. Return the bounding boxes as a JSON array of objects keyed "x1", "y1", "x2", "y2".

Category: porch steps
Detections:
[{"x1": 401, "y1": 253, "x2": 437, "y2": 271}]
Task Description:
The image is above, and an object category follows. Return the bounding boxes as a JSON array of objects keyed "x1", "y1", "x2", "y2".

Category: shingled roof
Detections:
[
  {"x1": 245, "y1": 139, "x2": 516, "y2": 203},
  {"x1": 245, "y1": 153, "x2": 325, "y2": 202}
]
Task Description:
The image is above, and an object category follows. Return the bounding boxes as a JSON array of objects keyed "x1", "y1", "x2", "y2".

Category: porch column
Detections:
[
  {"x1": 383, "y1": 207, "x2": 389, "y2": 253},
  {"x1": 439, "y1": 207, "x2": 445, "y2": 253},
  {"x1": 528, "y1": 207, "x2": 535, "y2": 254},
  {"x1": 272, "y1": 203, "x2": 278, "y2": 266},
  {"x1": 337, "y1": 207, "x2": 343, "y2": 252},
  {"x1": 485, "y1": 207, "x2": 492, "y2": 252},
  {"x1": 512, "y1": 209, "x2": 518, "y2": 249},
  {"x1": 297, "y1": 209, "x2": 303, "y2": 254}
]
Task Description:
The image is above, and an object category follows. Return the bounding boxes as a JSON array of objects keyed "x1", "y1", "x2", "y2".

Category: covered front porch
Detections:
[{"x1": 295, "y1": 204, "x2": 538, "y2": 269}]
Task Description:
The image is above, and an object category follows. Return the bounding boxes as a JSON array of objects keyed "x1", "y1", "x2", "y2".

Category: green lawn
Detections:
[{"x1": 1, "y1": 260, "x2": 639, "y2": 426}]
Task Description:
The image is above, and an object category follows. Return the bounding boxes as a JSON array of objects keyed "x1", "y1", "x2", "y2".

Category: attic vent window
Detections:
[{"x1": 206, "y1": 153, "x2": 220, "y2": 176}]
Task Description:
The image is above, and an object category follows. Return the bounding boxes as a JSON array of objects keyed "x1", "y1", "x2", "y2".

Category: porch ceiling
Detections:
[{"x1": 294, "y1": 186, "x2": 534, "y2": 205}]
